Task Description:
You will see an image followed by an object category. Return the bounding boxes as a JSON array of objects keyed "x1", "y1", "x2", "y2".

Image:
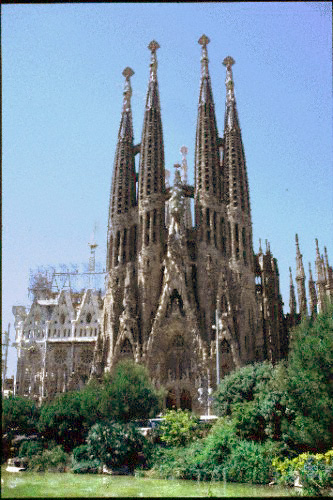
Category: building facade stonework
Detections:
[{"x1": 13, "y1": 37, "x2": 333, "y2": 411}]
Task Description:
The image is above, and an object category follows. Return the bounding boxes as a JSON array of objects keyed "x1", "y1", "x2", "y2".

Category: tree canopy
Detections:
[
  {"x1": 2, "y1": 395, "x2": 40, "y2": 437},
  {"x1": 99, "y1": 360, "x2": 164, "y2": 422},
  {"x1": 284, "y1": 305, "x2": 333, "y2": 451}
]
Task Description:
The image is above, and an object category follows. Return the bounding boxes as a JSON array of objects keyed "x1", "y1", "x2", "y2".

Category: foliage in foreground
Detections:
[
  {"x1": 212, "y1": 306, "x2": 333, "y2": 454},
  {"x1": 272, "y1": 450, "x2": 333, "y2": 496},
  {"x1": 284, "y1": 305, "x2": 333, "y2": 452},
  {"x1": 86, "y1": 421, "x2": 152, "y2": 471},
  {"x1": 152, "y1": 417, "x2": 282, "y2": 484},
  {"x1": 99, "y1": 360, "x2": 164, "y2": 423},
  {"x1": 37, "y1": 360, "x2": 163, "y2": 452},
  {"x1": 28, "y1": 445, "x2": 70, "y2": 472},
  {"x1": 2, "y1": 395, "x2": 40, "y2": 437},
  {"x1": 159, "y1": 409, "x2": 200, "y2": 447},
  {"x1": 18, "y1": 440, "x2": 43, "y2": 459}
]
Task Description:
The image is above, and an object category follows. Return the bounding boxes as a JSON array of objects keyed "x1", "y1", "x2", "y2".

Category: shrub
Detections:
[
  {"x1": 284, "y1": 305, "x2": 333, "y2": 452},
  {"x1": 2, "y1": 395, "x2": 40, "y2": 437},
  {"x1": 272, "y1": 449, "x2": 333, "y2": 494},
  {"x1": 71, "y1": 459, "x2": 101, "y2": 474},
  {"x1": 151, "y1": 440, "x2": 205, "y2": 480},
  {"x1": 99, "y1": 360, "x2": 164, "y2": 422},
  {"x1": 213, "y1": 362, "x2": 274, "y2": 417},
  {"x1": 29, "y1": 445, "x2": 69, "y2": 472},
  {"x1": 87, "y1": 421, "x2": 150, "y2": 471},
  {"x1": 72, "y1": 444, "x2": 90, "y2": 462},
  {"x1": 226, "y1": 440, "x2": 275, "y2": 484},
  {"x1": 159, "y1": 409, "x2": 200, "y2": 447},
  {"x1": 18, "y1": 440, "x2": 43, "y2": 459}
]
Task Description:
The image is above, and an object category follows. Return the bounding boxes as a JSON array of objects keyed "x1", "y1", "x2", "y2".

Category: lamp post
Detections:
[{"x1": 213, "y1": 309, "x2": 223, "y2": 387}]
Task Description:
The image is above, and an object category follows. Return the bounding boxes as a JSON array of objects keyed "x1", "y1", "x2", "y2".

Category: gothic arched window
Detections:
[{"x1": 221, "y1": 295, "x2": 228, "y2": 313}]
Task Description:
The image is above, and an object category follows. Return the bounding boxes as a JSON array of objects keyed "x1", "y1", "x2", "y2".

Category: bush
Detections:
[
  {"x1": 71, "y1": 459, "x2": 101, "y2": 474},
  {"x1": 99, "y1": 360, "x2": 164, "y2": 423},
  {"x1": 226, "y1": 440, "x2": 275, "y2": 484},
  {"x1": 72, "y1": 444, "x2": 90, "y2": 462},
  {"x1": 2, "y1": 395, "x2": 40, "y2": 437},
  {"x1": 151, "y1": 440, "x2": 206, "y2": 480},
  {"x1": 272, "y1": 449, "x2": 333, "y2": 495},
  {"x1": 38, "y1": 380, "x2": 103, "y2": 452},
  {"x1": 213, "y1": 362, "x2": 275, "y2": 417},
  {"x1": 29, "y1": 445, "x2": 69, "y2": 472},
  {"x1": 87, "y1": 421, "x2": 151, "y2": 471},
  {"x1": 18, "y1": 440, "x2": 43, "y2": 459},
  {"x1": 284, "y1": 305, "x2": 333, "y2": 452},
  {"x1": 159, "y1": 409, "x2": 200, "y2": 447}
]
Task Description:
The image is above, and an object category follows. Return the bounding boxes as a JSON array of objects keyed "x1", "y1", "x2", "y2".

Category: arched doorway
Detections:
[
  {"x1": 166, "y1": 389, "x2": 177, "y2": 410},
  {"x1": 180, "y1": 389, "x2": 192, "y2": 410}
]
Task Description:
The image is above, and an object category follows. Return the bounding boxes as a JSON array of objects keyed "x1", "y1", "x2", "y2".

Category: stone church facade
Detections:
[
  {"x1": 13, "y1": 36, "x2": 333, "y2": 411},
  {"x1": 92, "y1": 36, "x2": 286, "y2": 414}
]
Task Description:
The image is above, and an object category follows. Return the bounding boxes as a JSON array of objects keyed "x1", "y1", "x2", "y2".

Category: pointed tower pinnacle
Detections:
[
  {"x1": 222, "y1": 55, "x2": 252, "y2": 266},
  {"x1": 139, "y1": 40, "x2": 165, "y2": 203},
  {"x1": 194, "y1": 34, "x2": 221, "y2": 228},
  {"x1": 289, "y1": 267, "x2": 297, "y2": 322},
  {"x1": 308, "y1": 262, "x2": 317, "y2": 317},
  {"x1": 138, "y1": 41, "x2": 166, "y2": 346},
  {"x1": 107, "y1": 67, "x2": 137, "y2": 271},
  {"x1": 295, "y1": 234, "x2": 307, "y2": 317},
  {"x1": 315, "y1": 238, "x2": 327, "y2": 313},
  {"x1": 180, "y1": 146, "x2": 192, "y2": 229},
  {"x1": 223, "y1": 56, "x2": 240, "y2": 131},
  {"x1": 146, "y1": 41, "x2": 161, "y2": 108},
  {"x1": 122, "y1": 67, "x2": 134, "y2": 111},
  {"x1": 259, "y1": 238, "x2": 263, "y2": 254}
]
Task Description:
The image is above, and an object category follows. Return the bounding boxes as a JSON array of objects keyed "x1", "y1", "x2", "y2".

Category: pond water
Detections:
[{"x1": 1, "y1": 469, "x2": 297, "y2": 498}]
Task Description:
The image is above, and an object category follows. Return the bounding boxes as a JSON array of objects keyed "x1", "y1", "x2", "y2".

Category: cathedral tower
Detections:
[
  {"x1": 138, "y1": 41, "x2": 166, "y2": 351},
  {"x1": 295, "y1": 234, "x2": 307, "y2": 318},
  {"x1": 194, "y1": 35, "x2": 226, "y2": 347},
  {"x1": 101, "y1": 68, "x2": 139, "y2": 371},
  {"x1": 221, "y1": 55, "x2": 257, "y2": 363}
]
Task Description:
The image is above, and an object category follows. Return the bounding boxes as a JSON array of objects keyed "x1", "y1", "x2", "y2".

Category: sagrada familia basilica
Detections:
[{"x1": 13, "y1": 37, "x2": 333, "y2": 413}]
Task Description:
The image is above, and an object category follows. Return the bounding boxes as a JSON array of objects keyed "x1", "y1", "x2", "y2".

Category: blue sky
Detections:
[{"x1": 2, "y1": 2, "x2": 332, "y2": 378}]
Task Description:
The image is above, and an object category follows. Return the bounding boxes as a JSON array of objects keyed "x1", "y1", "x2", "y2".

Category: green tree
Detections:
[
  {"x1": 213, "y1": 361, "x2": 289, "y2": 444},
  {"x1": 285, "y1": 305, "x2": 333, "y2": 452},
  {"x1": 87, "y1": 421, "x2": 149, "y2": 471},
  {"x1": 38, "y1": 380, "x2": 102, "y2": 451},
  {"x1": 159, "y1": 409, "x2": 200, "y2": 447},
  {"x1": 2, "y1": 395, "x2": 40, "y2": 437},
  {"x1": 99, "y1": 360, "x2": 163, "y2": 422}
]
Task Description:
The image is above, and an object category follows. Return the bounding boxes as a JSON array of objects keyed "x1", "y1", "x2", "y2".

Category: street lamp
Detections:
[{"x1": 212, "y1": 309, "x2": 223, "y2": 387}]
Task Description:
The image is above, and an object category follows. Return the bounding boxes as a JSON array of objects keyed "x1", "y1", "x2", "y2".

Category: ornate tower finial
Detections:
[
  {"x1": 223, "y1": 56, "x2": 236, "y2": 100},
  {"x1": 180, "y1": 146, "x2": 188, "y2": 183},
  {"x1": 289, "y1": 266, "x2": 297, "y2": 322},
  {"x1": 122, "y1": 67, "x2": 134, "y2": 112},
  {"x1": 198, "y1": 34, "x2": 210, "y2": 78},
  {"x1": 165, "y1": 168, "x2": 170, "y2": 187},
  {"x1": 295, "y1": 234, "x2": 307, "y2": 317},
  {"x1": 259, "y1": 238, "x2": 263, "y2": 254},
  {"x1": 308, "y1": 261, "x2": 318, "y2": 317},
  {"x1": 180, "y1": 146, "x2": 192, "y2": 229},
  {"x1": 148, "y1": 40, "x2": 160, "y2": 82}
]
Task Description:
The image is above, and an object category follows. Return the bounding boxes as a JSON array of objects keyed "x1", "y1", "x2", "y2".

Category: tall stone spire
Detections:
[
  {"x1": 289, "y1": 267, "x2": 297, "y2": 322},
  {"x1": 138, "y1": 40, "x2": 165, "y2": 204},
  {"x1": 180, "y1": 146, "x2": 192, "y2": 229},
  {"x1": 295, "y1": 234, "x2": 307, "y2": 317},
  {"x1": 222, "y1": 56, "x2": 252, "y2": 267},
  {"x1": 315, "y1": 238, "x2": 327, "y2": 313},
  {"x1": 194, "y1": 34, "x2": 221, "y2": 219},
  {"x1": 308, "y1": 262, "x2": 317, "y2": 317},
  {"x1": 138, "y1": 41, "x2": 166, "y2": 346},
  {"x1": 107, "y1": 67, "x2": 137, "y2": 271}
]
